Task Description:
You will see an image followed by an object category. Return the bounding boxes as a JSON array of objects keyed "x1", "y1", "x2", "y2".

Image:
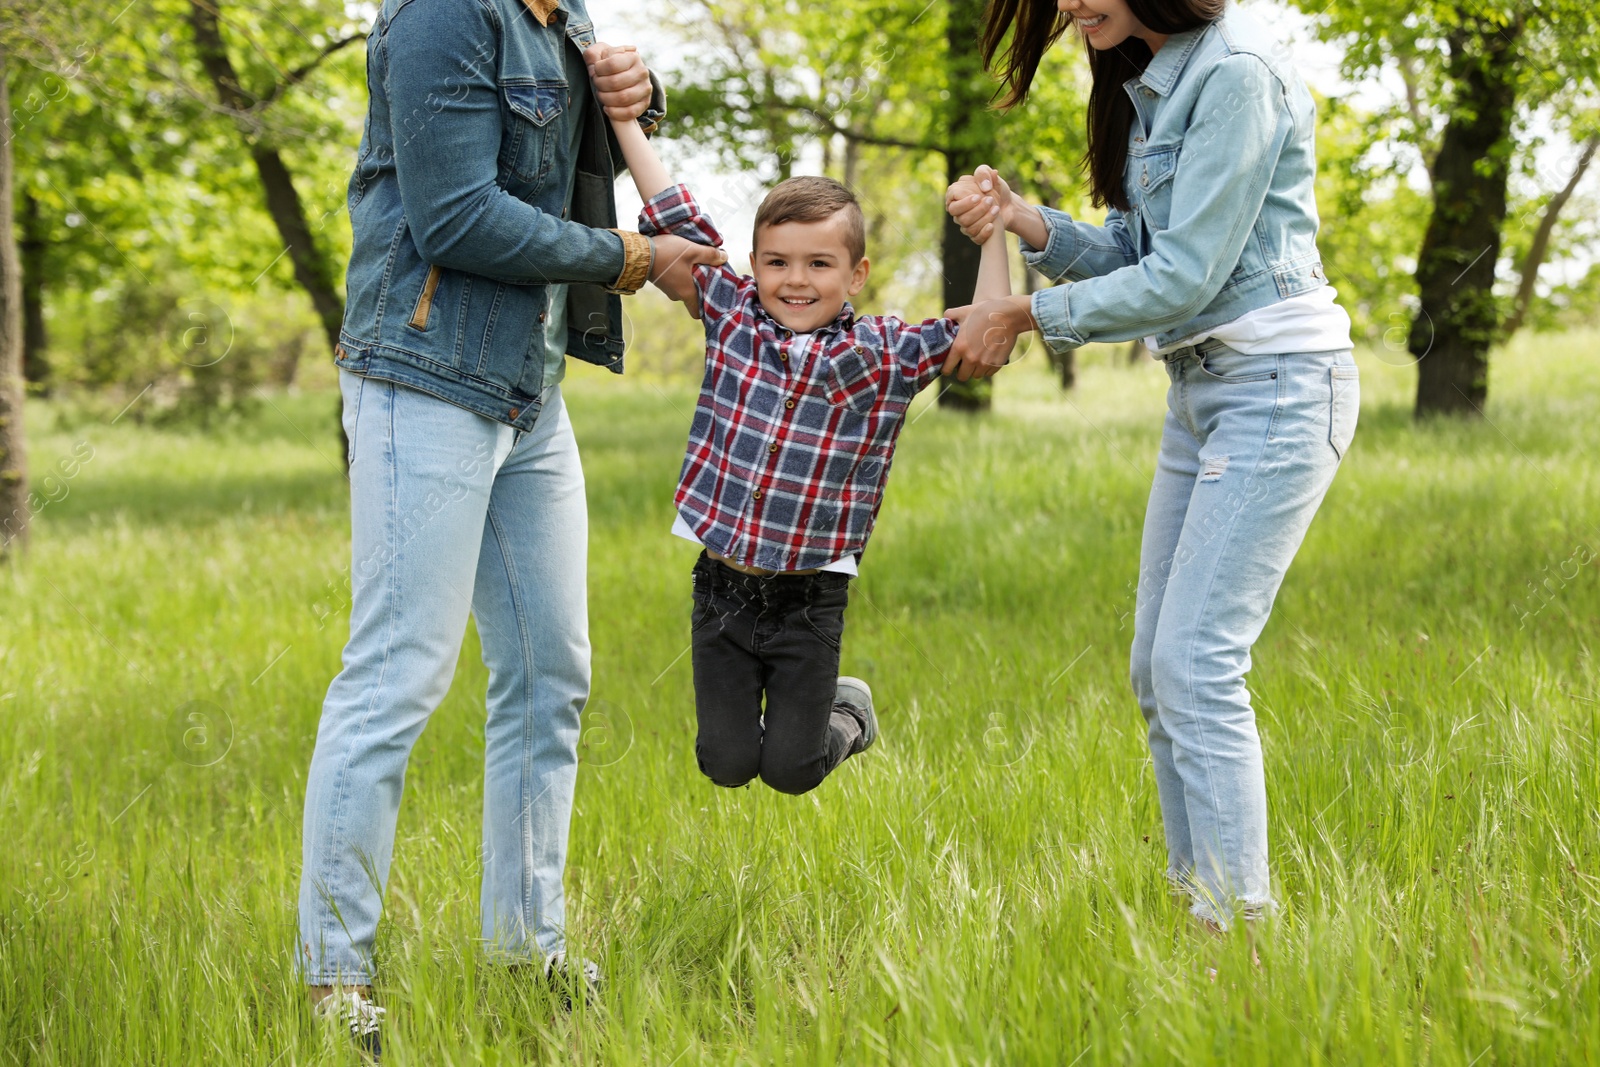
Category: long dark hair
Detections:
[{"x1": 981, "y1": 0, "x2": 1225, "y2": 211}]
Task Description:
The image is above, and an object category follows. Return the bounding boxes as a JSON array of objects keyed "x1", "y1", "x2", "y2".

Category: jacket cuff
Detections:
[
  {"x1": 606, "y1": 229, "x2": 654, "y2": 294},
  {"x1": 1019, "y1": 205, "x2": 1080, "y2": 281},
  {"x1": 1031, "y1": 287, "x2": 1084, "y2": 353}
]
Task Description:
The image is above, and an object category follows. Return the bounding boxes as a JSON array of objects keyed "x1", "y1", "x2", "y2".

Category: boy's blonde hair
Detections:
[{"x1": 753, "y1": 176, "x2": 867, "y2": 263}]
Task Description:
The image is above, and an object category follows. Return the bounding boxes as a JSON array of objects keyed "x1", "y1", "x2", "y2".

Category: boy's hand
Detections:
[
  {"x1": 945, "y1": 165, "x2": 1016, "y2": 245},
  {"x1": 649, "y1": 234, "x2": 727, "y2": 320},
  {"x1": 584, "y1": 42, "x2": 652, "y2": 121},
  {"x1": 940, "y1": 295, "x2": 1035, "y2": 381}
]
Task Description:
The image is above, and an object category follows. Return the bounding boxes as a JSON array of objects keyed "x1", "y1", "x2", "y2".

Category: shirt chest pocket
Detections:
[
  {"x1": 499, "y1": 80, "x2": 566, "y2": 193},
  {"x1": 1127, "y1": 146, "x2": 1178, "y2": 235},
  {"x1": 824, "y1": 344, "x2": 882, "y2": 416}
]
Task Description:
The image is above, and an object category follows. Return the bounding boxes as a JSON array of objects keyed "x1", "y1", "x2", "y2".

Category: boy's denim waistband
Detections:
[{"x1": 694, "y1": 552, "x2": 851, "y2": 597}]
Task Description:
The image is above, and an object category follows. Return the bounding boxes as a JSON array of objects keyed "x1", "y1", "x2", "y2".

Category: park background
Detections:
[{"x1": 1, "y1": 0, "x2": 1599, "y2": 1063}]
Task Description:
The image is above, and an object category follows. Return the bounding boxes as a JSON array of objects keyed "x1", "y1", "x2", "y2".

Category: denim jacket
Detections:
[
  {"x1": 336, "y1": 0, "x2": 651, "y2": 431},
  {"x1": 1023, "y1": 8, "x2": 1328, "y2": 352}
]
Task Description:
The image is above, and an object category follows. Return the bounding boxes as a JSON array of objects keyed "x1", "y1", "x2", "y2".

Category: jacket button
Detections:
[
  {"x1": 509, "y1": 407, "x2": 521, "y2": 419},
  {"x1": 1140, "y1": 171, "x2": 1149, "y2": 187},
  {"x1": 784, "y1": 399, "x2": 795, "y2": 409},
  {"x1": 538, "y1": 313, "x2": 546, "y2": 323},
  {"x1": 335, "y1": 345, "x2": 346, "y2": 360}
]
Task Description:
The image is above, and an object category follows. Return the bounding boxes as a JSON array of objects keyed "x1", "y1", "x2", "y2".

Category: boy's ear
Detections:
[
  {"x1": 748, "y1": 251, "x2": 758, "y2": 277},
  {"x1": 847, "y1": 256, "x2": 870, "y2": 297}
]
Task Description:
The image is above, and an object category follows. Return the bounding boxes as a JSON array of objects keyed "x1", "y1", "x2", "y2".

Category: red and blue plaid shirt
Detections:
[{"x1": 638, "y1": 184, "x2": 959, "y2": 572}]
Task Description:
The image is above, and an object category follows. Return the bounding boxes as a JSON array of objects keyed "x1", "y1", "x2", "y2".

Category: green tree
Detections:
[{"x1": 1292, "y1": 0, "x2": 1600, "y2": 417}]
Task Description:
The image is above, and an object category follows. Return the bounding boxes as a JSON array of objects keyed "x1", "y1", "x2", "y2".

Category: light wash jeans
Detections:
[
  {"x1": 298, "y1": 371, "x2": 589, "y2": 985},
  {"x1": 1130, "y1": 341, "x2": 1358, "y2": 927}
]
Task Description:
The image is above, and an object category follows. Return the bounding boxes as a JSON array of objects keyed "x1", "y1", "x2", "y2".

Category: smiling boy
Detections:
[{"x1": 602, "y1": 83, "x2": 1010, "y2": 794}]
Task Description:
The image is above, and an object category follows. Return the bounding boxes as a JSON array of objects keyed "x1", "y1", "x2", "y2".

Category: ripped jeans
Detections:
[{"x1": 1130, "y1": 341, "x2": 1358, "y2": 927}]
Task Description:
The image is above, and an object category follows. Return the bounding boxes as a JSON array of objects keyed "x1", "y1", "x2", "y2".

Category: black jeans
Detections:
[{"x1": 689, "y1": 552, "x2": 861, "y2": 794}]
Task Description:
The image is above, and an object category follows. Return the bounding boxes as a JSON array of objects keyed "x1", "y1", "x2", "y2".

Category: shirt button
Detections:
[
  {"x1": 768, "y1": 442, "x2": 778, "y2": 453},
  {"x1": 779, "y1": 352, "x2": 788, "y2": 362},
  {"x1": 784, "y1": 399, "x2": 795, "y2": 409},
  {"x1": 853, "y1": 345, "x2": 864, "y2": 354},
  {"x1": 752, "y1": 489, "x2": 763, "y2": 500}
]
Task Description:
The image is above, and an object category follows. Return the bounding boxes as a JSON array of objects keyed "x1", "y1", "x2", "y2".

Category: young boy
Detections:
[{"x1": 606, "y1": 101, "x2": 1010, "y2": 796}]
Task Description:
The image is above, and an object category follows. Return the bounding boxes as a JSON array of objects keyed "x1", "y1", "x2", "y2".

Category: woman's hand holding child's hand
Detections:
[
  {"x1": 584, "y1": 42, "x2": 652, "y2": 121},
  {"x1": 945, "y1": 165, "x2": 1050, "y2": 250},
  {"x1": 945, "y1": 165, "x2": 1017, "y2": 244}
]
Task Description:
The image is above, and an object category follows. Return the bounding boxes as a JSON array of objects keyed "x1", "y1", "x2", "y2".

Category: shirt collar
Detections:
[
  {"x1": 1137, "y1": 21, "x2": 1212, "y2": 97},
  {"x1": 521, "y1": 0, "x2": 560, "y2": 27},
  {"x1": 753, "y1": 296, "x2": 856, "y2": 338}
]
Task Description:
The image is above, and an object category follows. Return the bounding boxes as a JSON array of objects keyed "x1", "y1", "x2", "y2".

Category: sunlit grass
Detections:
[{"x1": 1, "y1": 330, "x2": 1597, "y2": 1064}]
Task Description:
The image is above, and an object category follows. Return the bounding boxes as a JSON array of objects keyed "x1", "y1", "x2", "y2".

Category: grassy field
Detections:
[{"x1": 2, "y1": 330, "x2": 1598, "y2": 1065}]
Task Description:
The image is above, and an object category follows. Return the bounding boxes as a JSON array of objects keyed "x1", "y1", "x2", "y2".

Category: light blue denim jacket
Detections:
[
  {"x1": 1023, "y1": 8, "x2": 1329, "y2": 351},
  {"x1": 337, "y1": 0, "x2": 657, "y2": 431}
]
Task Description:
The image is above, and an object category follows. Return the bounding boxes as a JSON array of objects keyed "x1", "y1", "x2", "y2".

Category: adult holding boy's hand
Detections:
[
  {"x1": 939, "y1": 166, "x2": 1036, "y2": 380},
  {"x1": 586, "y1": 41, "x2": 726, "y2": 318},
  {"x1": 947, "y1": 0, "x2": 1360, "y2": 941},
  {"x1": 299, "y1": 10, "x2": 703, "y2": 1052}
]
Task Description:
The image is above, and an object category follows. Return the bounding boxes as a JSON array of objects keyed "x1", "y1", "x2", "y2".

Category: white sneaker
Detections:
[
  {"x1": 544, "y1": 950, "x2": 603, "y2": 1009},
  {"x1": 314, "y1": 987, "x2": 385, "y2": 1061}
]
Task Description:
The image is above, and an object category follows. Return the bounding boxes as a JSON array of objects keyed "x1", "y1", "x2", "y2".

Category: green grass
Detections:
[{"x1": 2, "y1": 330, "x2": 1599, "y2": 1065}]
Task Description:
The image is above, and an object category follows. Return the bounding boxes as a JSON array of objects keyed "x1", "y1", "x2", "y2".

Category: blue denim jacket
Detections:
[
  {"x1": 1023, "y1": 8, "x2": 1329, "y2": 352},
  {"x1": 336, "y1": 0, "x2": 640, "y2": 431}
]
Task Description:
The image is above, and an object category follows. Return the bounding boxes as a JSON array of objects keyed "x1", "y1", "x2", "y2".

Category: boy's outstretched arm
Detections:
[
  {"x1": 974, "y1": 219, "x2": 1012, "y2": 304},
  {"x1": 586, "y1": 43, "x2": 727, "y2": 318},
  {"x1": 606, "y1": 99, "x2": 675, "y2": 203}
]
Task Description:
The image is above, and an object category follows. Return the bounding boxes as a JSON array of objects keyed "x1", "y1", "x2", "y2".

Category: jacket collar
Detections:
[
  {"x1": 1137, "y1": 20, "x2": 1213, "y2": 97},
  {"x1": 520, "y1": 0, "x2": 559, "y2": 26}
]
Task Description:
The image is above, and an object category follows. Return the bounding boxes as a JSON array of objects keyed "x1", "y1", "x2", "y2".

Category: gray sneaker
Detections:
[{"x1": 835, "y1": 677, "x2": 876, "y2": 753}]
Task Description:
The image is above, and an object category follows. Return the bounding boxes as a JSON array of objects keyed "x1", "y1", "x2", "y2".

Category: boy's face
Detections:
[{"x1": 749, "y1": 212, "x2": 870, "y2": 334}]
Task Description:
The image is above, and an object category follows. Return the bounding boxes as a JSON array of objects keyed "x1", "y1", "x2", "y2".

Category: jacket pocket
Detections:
[
  {"x1": 500, "y1": 80, "x2": 565, "y2": 188},
  {"x1": 407, "y1": 264, "x2": 443, "y2": 330},
  {"x1": 1329, "y1": 365, "x2": 1359, "y2": 459},
  {"x1": 824, "y1": 343, "x2": 882, "y2": 415},
  {"x1": 1128, "y1": 145, "x2": 1178, "y2": 230}
]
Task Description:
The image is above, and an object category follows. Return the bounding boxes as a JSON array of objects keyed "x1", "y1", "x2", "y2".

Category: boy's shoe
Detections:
[
  {"x1": 544, "y1": 950, "x2": 603, "y2": 1010},
  {"x1": 313, "y1": 987, "x2": 385, "y2": 1062},
  {"x1": 835, "y1": 677, "x2": 876, "y2": 753}
]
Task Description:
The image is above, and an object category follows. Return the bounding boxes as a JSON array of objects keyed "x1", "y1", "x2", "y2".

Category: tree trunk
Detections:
[
  {"x1": 1410, "y1": 18, "x2": 1521, "y2": 418},
  {"x1": 937, "y1": 0, "x2": 997, "y2": 413},
  {"x1": 19, "y1": 190, "x2": 48, "y2": 391},
  {"x1": 187, "y1": 0, "x2": 344, "y2": 354},
  {"x1": 1503, "y1": 134, "x2": 1598, "y2": 338},
  {"x1": 0, "y1": 53, "x2": 31, "y2": 557}
]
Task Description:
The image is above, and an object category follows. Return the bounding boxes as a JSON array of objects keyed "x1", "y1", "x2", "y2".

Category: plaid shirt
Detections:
[{"x1": 638, "y1": 184, "x2": 959, "y2": 572}]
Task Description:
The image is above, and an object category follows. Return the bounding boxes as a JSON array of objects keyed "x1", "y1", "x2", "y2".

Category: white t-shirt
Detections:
[
  {"x1": 669, "y1": 329, "x2": 858, "y2": 576},
  {"x1": 1145, "y1": 286, "x2": 1353, "y2": 356},
  {"x1": 671, "y1": 513, "x2": 860, "y2": 575}
]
